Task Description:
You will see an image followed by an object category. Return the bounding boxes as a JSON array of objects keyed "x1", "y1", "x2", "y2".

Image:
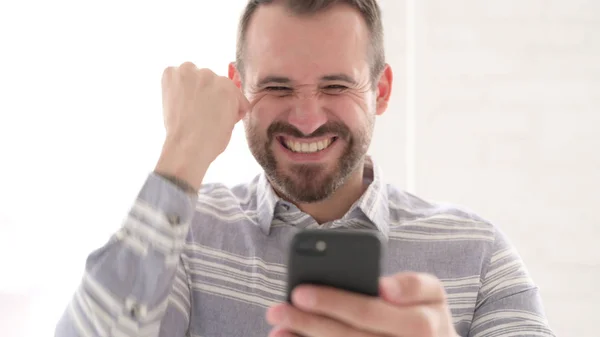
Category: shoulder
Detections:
[
  {"x1": 198, "y1": 175, "x2": 259, "y2": 202},
  {"x1": 384, "y1": 185, "x2": 528, "y2": 275},
  {"x1": 386, "y1": 183, "x2": 492, "y2": 224},
  {"x1": 385, "y1": 184, "x2": 498, "y2": 241},
  {"x1": 193, "y1": 177, "x2": 259, "y2": 216}
]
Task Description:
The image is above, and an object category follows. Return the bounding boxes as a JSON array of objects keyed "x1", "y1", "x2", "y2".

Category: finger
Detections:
[
  {"x1": 179, "y1": 61, "x2": 197, "y2": 71},
  {"x1": 236, "y1": 88, "x2": 251, "y2": 119},
  {"x1": 290, "y1": 285, "x2": 400, "y2": 335},
  {"x1": 268, "y1": 326, "x2": 297, "y2": 337},
  {"x1": 380, "y1": 272, "x2": 447, "y2": 305},
  {"x1": 177, "y1": 62, "x2": 203, "y2": 82},
  {"x1": 161, "y1": 66, "x2": 175, "y2": 107},
  {"x1": 391, "y1": 303, "x2": 447, "y2": 337},
  {"x1": 161, "y1": 66, "x2": 175, "y2": 84},
  {"x1": 266, "y1": 303, "x2": 377, "y2": 337},
  {"x1": 219, "y1": 76, "x2": 251, "y2": 119},
  {"x1": 291, "y1": 285, "x2": 448, "y2": 337}
]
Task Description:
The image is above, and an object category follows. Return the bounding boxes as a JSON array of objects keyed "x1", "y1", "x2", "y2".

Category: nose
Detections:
[{"x1": 288, "y1": 95, "x2": 327, "y2": 136}]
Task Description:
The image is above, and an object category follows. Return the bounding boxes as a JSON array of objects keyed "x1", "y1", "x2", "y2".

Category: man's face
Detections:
[{"x1": 234, "y1": 4, "x2": 391, "y2": 203}]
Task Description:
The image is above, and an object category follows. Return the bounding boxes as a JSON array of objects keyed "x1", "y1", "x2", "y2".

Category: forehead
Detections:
[{"x1": 243, "y1": 3, "x2": 371, "y2": 83}]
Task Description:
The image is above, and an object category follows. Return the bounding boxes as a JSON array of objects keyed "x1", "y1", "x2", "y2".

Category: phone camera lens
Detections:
[{"x1": 316, "y1": 240, "x2": 327, "y2": 252}]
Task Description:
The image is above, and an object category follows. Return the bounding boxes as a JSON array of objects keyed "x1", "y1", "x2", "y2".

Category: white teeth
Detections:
[
  {"x1": 285, "y1": 138, "x2": 334, "y2": 153},
  {"x1": 293, "y1": 142, "x2": 302, "y2": 152}
]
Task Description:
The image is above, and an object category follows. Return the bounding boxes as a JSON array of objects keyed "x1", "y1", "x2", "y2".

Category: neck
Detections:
[{"x1": 295, "y1": 164, "x2": 367, "y2": 224}]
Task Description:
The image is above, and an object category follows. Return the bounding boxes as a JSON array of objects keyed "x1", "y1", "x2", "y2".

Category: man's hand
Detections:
[
  {"x1": 266, "y1": 272, "x2": 459, "y2": 337},
  {"x1": 155, "y1": 62, "x2": 250, "y2": 192}
]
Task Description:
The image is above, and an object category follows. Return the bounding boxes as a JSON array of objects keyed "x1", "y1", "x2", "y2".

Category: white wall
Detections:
[
  {"x1": 0, "y1": 1, "x2": 259, "y2": 335},
  {"x1": 369, "y1": 0, "x2": 408, "y2": 187},
  {"x1": 0, "y1": 0, "x2": 596, "y2": 336}
]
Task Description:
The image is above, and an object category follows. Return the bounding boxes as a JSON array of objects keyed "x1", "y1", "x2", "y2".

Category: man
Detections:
[{"x1": 55, "y1": 0, "x2": 555, "y2": 336}]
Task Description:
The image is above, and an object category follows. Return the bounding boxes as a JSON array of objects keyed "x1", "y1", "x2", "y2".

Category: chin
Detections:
[
  {"x1": 278, "y1": 160, "x2": 333, "y2": 180},
  {"x1": 271, "y1": 162, "x2": 342, "y2": 203}
]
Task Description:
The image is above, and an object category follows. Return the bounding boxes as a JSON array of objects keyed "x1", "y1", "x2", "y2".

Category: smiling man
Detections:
[{"x1": 55, "y1": 1, "x2": 555, "y2": 337}]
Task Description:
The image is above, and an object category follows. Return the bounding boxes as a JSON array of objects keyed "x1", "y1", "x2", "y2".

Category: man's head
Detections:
[{"x1": 228, "y1": 0, "x2": 393, "y2": 204}]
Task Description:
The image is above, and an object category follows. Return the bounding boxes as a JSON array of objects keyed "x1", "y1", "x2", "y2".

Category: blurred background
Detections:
[{"x1": 0, "y1": 0, "x2": 598, "y2": 336}]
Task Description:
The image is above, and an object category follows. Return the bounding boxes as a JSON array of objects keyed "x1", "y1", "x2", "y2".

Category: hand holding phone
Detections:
[{"x1": 276, "y1": 230, "x2": 459, "y2": 337}]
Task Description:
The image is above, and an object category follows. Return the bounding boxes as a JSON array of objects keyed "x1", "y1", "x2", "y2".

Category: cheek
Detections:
[
  {"x1": 248, "y1": 97, "x2": 288, "y2": 128},
  {"x1": 244, "y1": 101, "x2": 281, "y2": 144},
  {"x1": 326, "y1": 95, "x2": 371, "y2": 129}
]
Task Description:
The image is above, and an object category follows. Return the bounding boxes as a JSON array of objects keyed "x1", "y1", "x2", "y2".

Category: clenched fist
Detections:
[{"x1": 155, "y1": 62, "x2": 250, "y2": 192}]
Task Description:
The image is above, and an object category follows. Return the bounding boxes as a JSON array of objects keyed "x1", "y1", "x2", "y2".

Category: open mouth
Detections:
[{"x1": 277, "y1": 136, "x2": 338, "y2": 154}]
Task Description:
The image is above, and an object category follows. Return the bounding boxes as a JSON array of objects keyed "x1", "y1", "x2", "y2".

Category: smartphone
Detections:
[{"x1": 286, "y1": 229, "x2": 383, "y2": 303}]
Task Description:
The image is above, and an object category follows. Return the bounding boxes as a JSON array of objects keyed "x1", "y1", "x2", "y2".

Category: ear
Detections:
[
  {"x1": 228, "y1": 62, "x2": 243, "y2": 89},
  {"x1": 375, "y1": 64, "x2": 393, "y2": 116}
]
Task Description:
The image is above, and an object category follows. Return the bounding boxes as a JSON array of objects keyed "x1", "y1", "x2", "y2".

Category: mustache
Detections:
[{"x1": 267, "y1": 121, "x2": 350, "y2": 140}]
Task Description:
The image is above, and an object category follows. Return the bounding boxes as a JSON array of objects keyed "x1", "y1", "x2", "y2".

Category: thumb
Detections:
[
  {"x1": 379, "y1": 277, "x2": 403, "y2": 304},
  {"x1": 237, "y1": 89, "x2": 251, "y2": 120}
]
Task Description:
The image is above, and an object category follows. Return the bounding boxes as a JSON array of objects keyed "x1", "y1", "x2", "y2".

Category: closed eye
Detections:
[
  {"x1": 322, "y1": 85, "x2": 349, "y2": 95},
  {"x1": 265, "y1": 86, "x2": 292, "y2": 91},
  {"x1": 324, "y1": 85, "x2": 348, "y2": 90}
]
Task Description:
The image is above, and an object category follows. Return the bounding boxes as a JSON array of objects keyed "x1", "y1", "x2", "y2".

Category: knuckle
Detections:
[
  {"x1": 179, "y1": 61, "x2": 197, "y2": 71},
  {"x1": 423, "y1": 273, "x2": 447, "y2": 300},
  {"x1": 352, "y1": 299, "x2": 377, "y2": 322},
  {"x1": 215, "y1": 77, "x2": 234, "y2": 94},
  {"x1": 436, "y1": 283, "x2": 448, "y2": 301},
  {"x1": 197, "y1": 68, "x2": 217, "y2": 85},
  {"x1": 217, "y1": 75, "x2": 233, "y2": 86},
  {"x1": 162, "y1": 67, "x2": 175, "y2": 83},
  {"x1": 162, "y1": 66, "x2": 174, "y2": 77},
  {"x1": 286, "y1": 309, "x2": 308, "y2": 327},
  {"x1": 413, "y1": 307, "x2": 438, "y2": 337},
  {"x1": 402, "y1": 273, "x2": 424, "y2": 295},
  {"x1": 197, "y1": 68, "x2": 215, "y2": 78},
  {"x1": 426, "y1": 272, "x2": 443, "y2": 287}
]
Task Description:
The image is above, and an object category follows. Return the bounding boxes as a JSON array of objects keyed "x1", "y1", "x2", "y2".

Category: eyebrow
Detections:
[
  {"x1": 256, "y1": 73, "x2": 358, "y2": 87},
  {"x1": 320, "y1": 73, "x2": 358, "y2": 86},
  {"x1": 256, "y1": 76, "x2": 293, "y2": 88}
]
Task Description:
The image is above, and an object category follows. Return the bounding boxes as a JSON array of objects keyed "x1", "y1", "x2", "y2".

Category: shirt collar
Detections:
[
  {"x1": 255, "y1": 171, "x2": 279, "y2": 235},
  {"x1": 353, "y1": 158, "x2": 390, "y2": 238},
  {"x1": 254, "y1": 156, "x2": 390, "y2": 237}
]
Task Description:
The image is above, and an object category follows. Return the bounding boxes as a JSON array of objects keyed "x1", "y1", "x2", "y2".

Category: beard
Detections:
[{"x1": 245, "y1": 119, "x2": 373, "y2": 203}]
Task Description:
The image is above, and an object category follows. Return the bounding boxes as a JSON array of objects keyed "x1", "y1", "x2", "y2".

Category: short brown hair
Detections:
[{"x1": 235, "y1": 0, "x2": 385, "y2": 85}]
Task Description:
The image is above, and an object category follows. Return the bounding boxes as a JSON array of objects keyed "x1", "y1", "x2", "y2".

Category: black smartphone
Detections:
[{"x1": 286, "y1": 229, "x2": 383, "y2": 303}]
